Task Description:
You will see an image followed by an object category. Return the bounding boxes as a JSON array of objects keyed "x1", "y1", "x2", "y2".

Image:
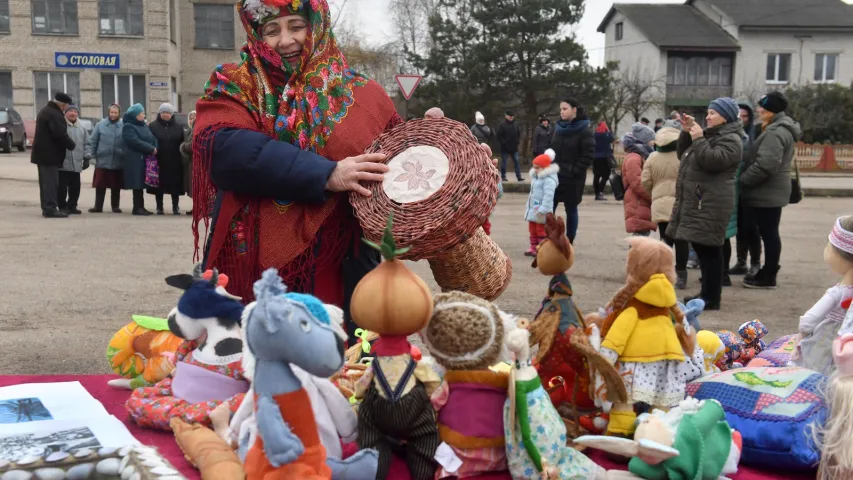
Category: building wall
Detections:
[
  {"x1": 734, "y1": 30, "x2": 853, "y2": 102},
  {"x1": 0, "y1": 0, "x2": 239, "y2": 120},
  {"x1": 690, "y1": 0, "x2": 738, "y2": 39},
  {"x1": 178, "y1": 0, "x2": 244, "y2": 114},
  {"x1": 602, "y1": 11, "x2": 667, "y2": 134}
]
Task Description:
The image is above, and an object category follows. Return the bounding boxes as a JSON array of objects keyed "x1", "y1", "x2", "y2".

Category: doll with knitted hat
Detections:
[
  {"x1": 421, "y1": 291, "x2": 511, "y2": 478},
  {"x1": 792, "y1": 216, "x2": 853, "y2": 376},
  {"x1": 524, "y1": 149, "x2": 559, "y2": 256},
  {"x1": 351, "y1": 215, "x2": 441, "y2": 480},
  {"x1": 597, "y1": 237, "x2": 698, "y2": 438}
]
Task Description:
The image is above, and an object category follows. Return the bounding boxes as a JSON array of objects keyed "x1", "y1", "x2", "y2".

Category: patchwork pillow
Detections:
[
  {"x1": 747, "y1": 334, "x2": 798, "y2": 368},
  {"x1": 685, "y1": 366, "x2": 826, "y2": 471}
]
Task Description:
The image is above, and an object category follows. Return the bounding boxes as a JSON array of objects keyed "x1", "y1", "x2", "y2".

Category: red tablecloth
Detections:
[{"x1": 0, "y1": 375, "x2": 816, "y2": 479}]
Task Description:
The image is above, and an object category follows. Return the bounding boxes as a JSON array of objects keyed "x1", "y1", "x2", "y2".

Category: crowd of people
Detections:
[
  {"x1": 31, "y1": 93, "x2": 196, "y2": 218},
  {"x1": 520, "y1": 91, "x2": 801, "y2": 311}
]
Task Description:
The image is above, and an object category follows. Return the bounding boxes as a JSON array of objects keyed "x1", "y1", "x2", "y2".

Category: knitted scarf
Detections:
[{"x1": 192, "y1": 0, "x2": 401, "y2": 302}]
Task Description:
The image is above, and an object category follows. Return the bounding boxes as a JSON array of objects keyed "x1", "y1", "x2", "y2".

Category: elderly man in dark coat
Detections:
[{"x1": 31, "y1": 92, "x2": 76, "y2": 218}]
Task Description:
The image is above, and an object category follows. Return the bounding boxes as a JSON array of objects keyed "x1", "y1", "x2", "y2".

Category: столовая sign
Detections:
[{"x1": 55, "y1": 52, "x2": 120, "y2": 70}]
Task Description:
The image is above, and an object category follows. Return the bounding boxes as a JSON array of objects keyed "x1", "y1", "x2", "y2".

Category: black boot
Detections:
[
  {"x1": 729, "y1": 261, "x2": 748, "y2": 275},
  {"x1": 132, "y1": 189, "x2": 152, "y2": 216},
  {"x1": 675, "y1": 270, "x2": 688, "y2": 290},
  {"x1": 89, "y1": 188, "x2": 105, "y2": 213},
  {"x1": 743, "y1": 266, "x2": 779, "y2": 289},
  {"x1": 111, "y1": 189, "x2": 122, "y2": 213}
]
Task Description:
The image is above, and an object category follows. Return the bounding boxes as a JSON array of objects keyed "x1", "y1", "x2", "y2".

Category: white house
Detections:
[{"x1": 598, "y1": 0, "x2": 853, "y2": 133}]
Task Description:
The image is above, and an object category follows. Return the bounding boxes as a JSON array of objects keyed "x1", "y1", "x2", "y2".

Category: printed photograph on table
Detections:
[
  {"x1": 0, "y1": 398, "x2": 53, "y2": 424},
  {"x1": 0, "y1": 427, "x2": 99, "y2": 462}
]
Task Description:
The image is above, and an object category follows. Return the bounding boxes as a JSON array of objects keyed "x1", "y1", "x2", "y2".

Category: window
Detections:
[
  {"x1": 98, "y1": 0, "x2": 143, "y2": 36},
  {"x1": 0, "y1": 72, "x2": 11, "y2": 108},
  {"x1": 615, "y1": 22, "x2": 623, "y2": 41},
  {"x1": 32, "y1": 0, "x2": 78, "y2": 35},
  {"x1": 194, "y1": 4, "x2": 234, "y2": 50},
  {"x1": 0, "y1": 0, "x2": 10, "y2": 34},
  {"x1": 766, "y1": 53, "x2": 791, "y2": 83},
  {"x1": 101, "y1": 74, "x2": 146, "y2": 118},
  {"x1": 170, "y1": 76, "x2": 178, "y2": 110},
  {"x1": 667, "y1": 56, "x2": 732, "y2": 86},
  {"x1": 815, "y1": 53, "x2": 838, "y2": 83},
  {"x1": 169, "y1": 0, "x2": 177, "y2": 43},
  {"x1": 33, "y1": 72, "x2": 80, "y2": 116}
]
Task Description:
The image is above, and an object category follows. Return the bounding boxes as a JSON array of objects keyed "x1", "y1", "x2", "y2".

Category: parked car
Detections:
[{"x1": 0, "y1": 108, "x2": 27, "y2": 153}]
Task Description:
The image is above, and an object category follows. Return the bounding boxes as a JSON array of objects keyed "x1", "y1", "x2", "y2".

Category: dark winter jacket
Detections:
[
  {"x1": 666, "y1": 121, "x2": 743, "y2": 247},
  {"x1": 122, "y1": 114, "x2": 158, "y2": 190},
  {"x1": 470, "y1": 123, "x2": 494, "y2": 145},
  {"x1": 148, "y1": 115, "x2": 186, "y2": 196},
  {"x1": 725, "y1": 102, "x2": 756, "y2": 239},
  {"x1": 740, "y1": 112, "x2": 802, "y2": 209},
  {"x1": 550, "y1": 117, "x2": 594, "y2": 207},
  {"x1": 532, "y1": 124, "x2": 553, "y2": 155},
  {"x1": 88, "y1": 117, "x2": 125, "y2": 171},
  {"x1": 496, "y1": 119, "x2": 521, "y2": 153},
  {"x1": 31, "y1": 102, "x2": 75, "y2": 167},
  {"x1": 594, "y1": 131, "x2": 614, "y2": 159},
  {"x1": 181, "y1": 126, "x2": 194, "y2": 197},
  {"x1": 621, "y1": 135, "x2": 655, "y2": 233}
]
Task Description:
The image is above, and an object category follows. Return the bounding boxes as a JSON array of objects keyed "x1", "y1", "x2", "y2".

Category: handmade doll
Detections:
[
  {"x1": 503, "y1": 322, "x2": 608, "y2": 479},
  {"x1": 695, "y1": 330, "x2": 724, "y2": 374},
  {"x1": 576, "y1": 398, "x2": 742, "y2": 479},
  {"x1": 241, "y1": 269, "x2": 378, "y2": 480},
  {"x1": 351, "y1": 215, "x2": 441, "y2": 480},
  {"x1": 421, "y1": 291, "x2": 510, "y2": 478},
  {"x1": 793, "y1": 216, "x2": 853, "y2": 376},
  {"x1": 126, "y1": 265, "x2": 249, "y2": 432},
  {"x1": 527, "y1": 213, "x2": 596, "y2": 410},
  {"x1": 816, "y1": 311, "x2": 853, "y2": 480},
  {"x1": 106, "y1": 314, "x2": 183, "y2": 389},
  {"x1": 598, "y1": 237, "x2": 697, "y2": 438},
  {"x1": 223, "y1": 303, "x2": 358, "y2": 463}
]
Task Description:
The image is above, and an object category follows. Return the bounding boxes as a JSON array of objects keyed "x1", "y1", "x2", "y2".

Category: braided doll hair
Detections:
[{"x1": 601, "y1": 237, "x2": 693, "y2": 354}]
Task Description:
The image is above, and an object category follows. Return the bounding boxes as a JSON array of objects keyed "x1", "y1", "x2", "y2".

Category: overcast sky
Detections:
[{"x1": 329, "y1": 0, "x2": 683, "y2": 68}]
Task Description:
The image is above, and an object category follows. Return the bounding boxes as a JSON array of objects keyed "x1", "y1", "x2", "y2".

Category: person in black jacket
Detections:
[
  {"x1": 496, "y1": 110, "x2": 524, "y2": 182},
  {"x1": 31, "y1": 92, "x2": 76, "y2": 218},
  {"x1": 593, "y1": 120, "x2": 615, "y2": 201},
  {"x1": 147, "y1": 103, "x2": 186, "y2": 215},
  {"x1": 550, "y1": 98, "x2": 594, "y2": 243},
  {"x1": 532, "y1": 116, "x2": 552, "y2": 157}
]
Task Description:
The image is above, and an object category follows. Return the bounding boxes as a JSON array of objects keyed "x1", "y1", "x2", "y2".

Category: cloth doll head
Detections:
[
  {"x1": 697, "y1": 330, "x2": 725, "y2": 372},
  {"x1": 533, "y1": 213, "x2": 574, "y2": 275},
  {"x1": 814, "y1": 332, "x2": 853, "y2": 479},
  {"x1": 422, "y1": 292, "x2": 505, "y2": 371},
  {"x1": 165, "y1": 264, "x2": 244, "y2": 343},
  {"x1": 826, "y1": 216, "x2": 853, "y2": 277}
]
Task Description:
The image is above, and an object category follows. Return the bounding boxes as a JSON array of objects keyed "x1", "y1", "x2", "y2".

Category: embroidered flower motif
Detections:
[{"x1": 394, "y1": 160, "x2": 435, "y2": 192}]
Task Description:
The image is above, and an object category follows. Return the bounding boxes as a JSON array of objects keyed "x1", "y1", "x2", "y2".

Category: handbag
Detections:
[
  {"x1": 607, "y1": 154, "x2": 618, "y2": 170},
  {"x1": 789, "y1": 157, "x2": 803, "y2": 204},
  {"x1": 609, "y1": 170, "x2": 625, "y2": 200},
  {"x1": 145, "y1": 154, "x2": 160, "y2": 188}
]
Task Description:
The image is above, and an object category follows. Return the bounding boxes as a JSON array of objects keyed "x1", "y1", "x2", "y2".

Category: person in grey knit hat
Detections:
[
  {"x1": 666, "y1": 97, "x2": 744, "y2": 310},
  {"x1": 147, "y1": 102, "x2": 186, "y2": 214},
  {"x1": 631, "y1": 122, "x2": 656, "y2": 146}
]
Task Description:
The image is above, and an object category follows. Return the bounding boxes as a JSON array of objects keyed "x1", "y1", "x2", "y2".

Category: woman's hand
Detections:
[
  {"x1": 689, "y1": 124, "x2": 704, "y2": 140},
  {"x1": 683, "y1": 115, "x2": 695, "y2": 130},
  {"x1": 326, "y1": 153, "x2": 389, "y2": 197},
  {"x1": 153, "y1": 148, "x2": 158, "y2": 155}
]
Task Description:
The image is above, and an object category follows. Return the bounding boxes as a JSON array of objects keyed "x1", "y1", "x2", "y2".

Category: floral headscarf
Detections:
[{"x1": 205, "y1": 0, "x2": 366, "y2": 152}]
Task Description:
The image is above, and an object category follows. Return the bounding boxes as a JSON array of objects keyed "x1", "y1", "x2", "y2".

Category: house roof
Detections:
[
  {"x1": 688, "y1": 0, "x2": 853, "y2": 29},
  {"x1": 597, "y1": 4, "x2": 740, "y2": 51}
]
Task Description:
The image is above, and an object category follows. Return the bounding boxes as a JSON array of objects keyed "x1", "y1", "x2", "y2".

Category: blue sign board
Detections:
[
  {"x1": 149, "y1": 82, "x2": 168, "y2": 88},
  {"x1": 55, "y1": 52, "x2": 120, "y2": 70}
]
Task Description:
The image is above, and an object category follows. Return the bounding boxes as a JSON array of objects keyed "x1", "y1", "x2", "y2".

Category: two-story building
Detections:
[
  {"x1": 0, "y1": 0, "x2": 243, "y2": 120},
  {"x1": 598, "y1": 0, "x2": 853, "y2": 133}
]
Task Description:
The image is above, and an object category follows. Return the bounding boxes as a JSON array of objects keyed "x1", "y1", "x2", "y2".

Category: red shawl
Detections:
[{"x1": 192, "y1": 0, "x2": 400, "y2": 303}]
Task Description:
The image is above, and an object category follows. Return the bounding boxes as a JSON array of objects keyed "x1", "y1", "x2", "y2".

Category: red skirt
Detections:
[{"x1": 93, "y1": 168, "x2": 124, "y2": 189}]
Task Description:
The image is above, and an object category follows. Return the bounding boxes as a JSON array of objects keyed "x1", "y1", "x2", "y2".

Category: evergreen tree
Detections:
[{"x1": 411, "y1": 0, "x2": 612, "y2": 152}]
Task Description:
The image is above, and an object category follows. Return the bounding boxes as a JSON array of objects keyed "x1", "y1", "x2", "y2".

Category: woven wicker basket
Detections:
[
  {"x1": 427, "y1": 228, "x2": 512, "y2": 301},
  {"x1": 350, "y1": 117, "x2": 500, "y2": 260}
]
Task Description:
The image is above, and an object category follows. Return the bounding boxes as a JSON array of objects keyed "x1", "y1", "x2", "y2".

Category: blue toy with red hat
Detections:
[{"x1": 524, "y1": 149, "x2": 559, "y2": 256}]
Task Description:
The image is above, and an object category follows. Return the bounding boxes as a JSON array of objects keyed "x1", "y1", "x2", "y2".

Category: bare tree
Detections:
[
  {"x1": 620, "y1": 66, "x2": 666, "y2": 123},
  {"x1": 389, "y1": 0, "x2": 437, "y2": 74}
]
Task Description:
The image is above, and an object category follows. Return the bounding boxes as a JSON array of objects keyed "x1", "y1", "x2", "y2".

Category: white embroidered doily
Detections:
[{"x1": 382, "y1": 145, "x2": 449, "y2": 204}]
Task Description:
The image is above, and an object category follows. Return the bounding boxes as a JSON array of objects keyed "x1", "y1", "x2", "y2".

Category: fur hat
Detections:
[
  {"x1": 159, "y1": 103, "x2": 176, "y2": 114},
  {"x1": 533, "y1": 148, "x2": 556, "y2": 168},
  {"x1": 126, "y1": 103, "x2": 144, "y2": 118},
  {"x1": 654, "y1": 127, "x2": 680, "y2": 148},
  {"x1": 422, "y1": 291, "x2": 505, "y2": 370},
  {"x1": 54, "y1": 92, "x2": 72, "y2": 104}
]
